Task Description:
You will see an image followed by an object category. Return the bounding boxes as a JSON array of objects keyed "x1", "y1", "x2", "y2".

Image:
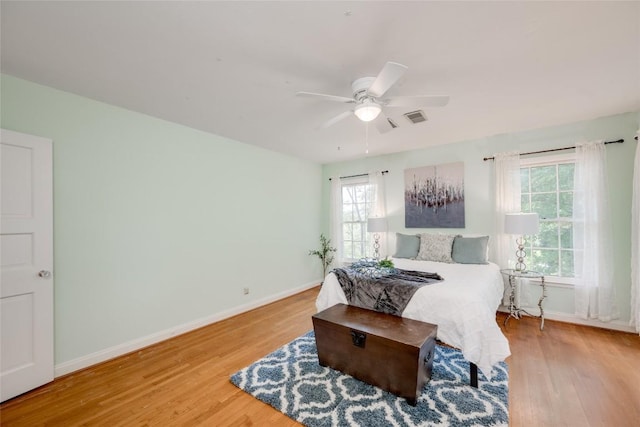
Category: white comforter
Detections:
[{"x1": 316, "y1": 258, "x2": 511, "y2": 378}]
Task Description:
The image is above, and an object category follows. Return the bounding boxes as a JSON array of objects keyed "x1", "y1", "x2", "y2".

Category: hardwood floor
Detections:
[
  {"x1": 1, "y1": 286, "x2": 639, "y2": 426},
  {"x1": 502, "y1": 311, "x2": 640, "y2": 426}
]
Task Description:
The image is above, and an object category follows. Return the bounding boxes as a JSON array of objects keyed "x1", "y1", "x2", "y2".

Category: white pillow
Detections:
[{"x1": 416, "y1": 233, "x2": 457, "y2": 263}]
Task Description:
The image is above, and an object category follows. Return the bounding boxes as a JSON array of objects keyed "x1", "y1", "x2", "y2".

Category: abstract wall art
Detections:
[{"x1": 404, "y1": 162, "x2": 465, "y2": 228}]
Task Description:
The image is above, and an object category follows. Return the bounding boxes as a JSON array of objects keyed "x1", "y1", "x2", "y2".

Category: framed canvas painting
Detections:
[{"x1": 405, "y1": 162, "x2": 465, "y2": 228}]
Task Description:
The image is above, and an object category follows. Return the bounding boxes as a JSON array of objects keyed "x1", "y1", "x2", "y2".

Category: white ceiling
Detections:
[{"x1": 2, "y1": 1, "x2": 639, "y2": 164}]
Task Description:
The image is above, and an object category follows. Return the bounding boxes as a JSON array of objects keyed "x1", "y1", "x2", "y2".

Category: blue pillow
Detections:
[
  {"x1": 452, "y1": 236, "x2": 490, "y2": 264},
  {"x1": 394, "y1": 233, "x2": 420, "y2": 259}
]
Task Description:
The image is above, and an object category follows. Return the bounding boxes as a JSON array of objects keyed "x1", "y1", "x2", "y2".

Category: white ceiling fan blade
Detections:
[
  {"x1": 384, "y1": 95, "x2": 450, "y2": 108},
  {"x1": 367, "y1": 62, "x2": 408, "y2": 98},
  {"x1": 319, "y1": 110, "x2": 353, "y2": 129},
  {"x1": 374, "y1": 114, "x2": 398, "y2": 134},
  {"x1": 296, "y1": 91, "x2": 355, "y2": 104}
]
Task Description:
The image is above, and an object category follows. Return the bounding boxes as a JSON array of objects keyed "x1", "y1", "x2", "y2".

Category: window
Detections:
[
  {"x1": 520, "y1": 154, "x2": 576, "y2": 282},
  {"x1": 341, "y1": 180, "x2": 375, "y2": 260}
]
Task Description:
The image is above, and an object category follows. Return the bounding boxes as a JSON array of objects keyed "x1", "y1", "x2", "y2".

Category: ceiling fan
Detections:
[{"x1": 296, "y1": 62, "x2": 449, "y2": 133}]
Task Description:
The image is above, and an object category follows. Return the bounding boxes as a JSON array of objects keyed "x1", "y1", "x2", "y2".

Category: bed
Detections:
[{"x1": 316, "y1": 235, "x2": 511, "y2": 378}]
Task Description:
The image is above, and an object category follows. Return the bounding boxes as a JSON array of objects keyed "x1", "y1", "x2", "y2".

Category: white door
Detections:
[{"x1": 1, "y1": 129, "x2": 54, "y2": 402}]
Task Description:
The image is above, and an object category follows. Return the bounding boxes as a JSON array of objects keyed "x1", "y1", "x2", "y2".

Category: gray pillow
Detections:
[
  {"x1": 452, "y1": 236, "x2": 490, "y2": 264},
  {"x1": 393, "y1": 233, "x2": 420, "y2": 259}
]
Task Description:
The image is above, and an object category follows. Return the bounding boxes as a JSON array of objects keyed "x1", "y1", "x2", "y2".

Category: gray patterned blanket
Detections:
[{"x1": 332, "y1": 267, "x2": 443, "y2": 316}]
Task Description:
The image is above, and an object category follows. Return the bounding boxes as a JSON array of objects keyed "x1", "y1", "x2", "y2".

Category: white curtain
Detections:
[
  {"x1": 329, "y1": 172, "x2": 387, "y2": 264},
  {"x1": 370, "y1": 170, "x2": 388, "y2": 258},
  {"x1": 573, "y1": 140, "x2": 618, "y2": 321},
  {"x1": 631, "y1": 130, "x2": 640, "y2": 333},
  {"x1": 492, "y1": 152, "x2": 521, "y2": 268},
  {"x1": 492, "y1": 151, "x2": 522, "y2": 306},
  {"x1": 329, "y1": 177, "x2": 344, "y2": 266},
  {"x1": 370, "y1": 171, "x2": 387, "y2": 218}
]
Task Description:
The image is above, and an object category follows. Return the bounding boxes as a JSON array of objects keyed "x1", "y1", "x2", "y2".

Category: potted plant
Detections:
[{"x1": 309, "y1": 234, "x2": 337, "y2": 281}]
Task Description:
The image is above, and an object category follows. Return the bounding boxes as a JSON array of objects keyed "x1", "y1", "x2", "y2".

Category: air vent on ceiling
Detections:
[{"x1": 404, "y1": 110, "x2": 427, "y2": 124}]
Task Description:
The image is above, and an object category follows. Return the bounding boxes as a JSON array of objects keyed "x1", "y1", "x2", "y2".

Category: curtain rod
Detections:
[
  {"x1": 483, "y1": 139, "x2": 625, "y2": 161},
  {"x1": 329, "y1": 170, "x2": 389, "y2": 181}
]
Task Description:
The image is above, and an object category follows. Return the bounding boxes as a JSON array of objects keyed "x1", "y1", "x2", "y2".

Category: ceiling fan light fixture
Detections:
[{"x1": 354, "y1": 99, "x2": 382, "y2": 122}]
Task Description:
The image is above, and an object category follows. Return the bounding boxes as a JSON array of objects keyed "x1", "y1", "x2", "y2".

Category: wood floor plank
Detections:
[{"x1": 1, "y1": 286, "x2": 639, "y2": 426}]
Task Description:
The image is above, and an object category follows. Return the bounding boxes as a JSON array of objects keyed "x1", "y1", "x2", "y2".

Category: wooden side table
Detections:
[{"x1": 500, "y1": 269, "x2": 547, "y2": 330}]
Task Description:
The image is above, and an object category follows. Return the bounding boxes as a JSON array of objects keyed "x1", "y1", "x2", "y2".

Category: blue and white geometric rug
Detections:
[{"x1": 230, "y1": 331, "x2": 508, "y2": 426}]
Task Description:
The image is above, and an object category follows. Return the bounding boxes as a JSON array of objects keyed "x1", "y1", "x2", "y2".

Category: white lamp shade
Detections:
[
  {"x1": 504, "y1": 212, "x2": 539, "y2": 235},
  {"x1": 367, "y1": 217, "x2": 387, "y2": 233},
  {"x1": 354, "y1": 100, "x2": 382, "y2": 122}
]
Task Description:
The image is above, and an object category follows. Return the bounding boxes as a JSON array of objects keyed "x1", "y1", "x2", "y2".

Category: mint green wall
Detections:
[
  {"x1": 1, "y1": 75, "x2": 323, "y2": 365},
  {"x1": 323, "y1": 112, "x2": 639, "y2": 325}
]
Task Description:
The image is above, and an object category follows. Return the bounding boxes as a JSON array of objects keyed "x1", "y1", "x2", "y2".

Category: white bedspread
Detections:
[{"x1": 316, "y1": 258, "x2": 511, "y2": 377}]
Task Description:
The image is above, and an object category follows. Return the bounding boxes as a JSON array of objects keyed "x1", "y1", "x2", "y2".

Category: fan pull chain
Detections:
[{"x1": 365, "y1": 122, "x2": 369, "y2": 155}]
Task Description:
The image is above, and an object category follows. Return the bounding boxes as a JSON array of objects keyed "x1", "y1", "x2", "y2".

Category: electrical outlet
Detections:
[{"x1": 243, "y1": 287, "x2": 249, "y2": 295}]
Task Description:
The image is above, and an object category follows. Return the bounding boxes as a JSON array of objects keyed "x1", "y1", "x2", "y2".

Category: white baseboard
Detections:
[
  {"x1": 498, "y1": 306, "x2": 637, "y2": 334},
  {"x1": 54, "y1": 280, "x2": 321, "y2": 377}
]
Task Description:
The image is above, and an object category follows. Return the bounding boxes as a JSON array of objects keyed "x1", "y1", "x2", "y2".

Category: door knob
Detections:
[{"x1": 38, "y1": 270, "x2": 52, "y2": 278}]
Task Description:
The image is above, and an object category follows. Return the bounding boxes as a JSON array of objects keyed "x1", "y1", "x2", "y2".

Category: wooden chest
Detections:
[{"x1": 312, "y1": 304, "x2": 437, "y2": 406}]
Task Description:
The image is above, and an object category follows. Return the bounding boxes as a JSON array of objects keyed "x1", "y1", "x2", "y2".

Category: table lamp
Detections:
[
  {"x1": 367, "y1": 217, "x2": 387, "y2": 260},
  {"x1": 504, "y1": 212, "x2": 539, "y2": 272}
]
